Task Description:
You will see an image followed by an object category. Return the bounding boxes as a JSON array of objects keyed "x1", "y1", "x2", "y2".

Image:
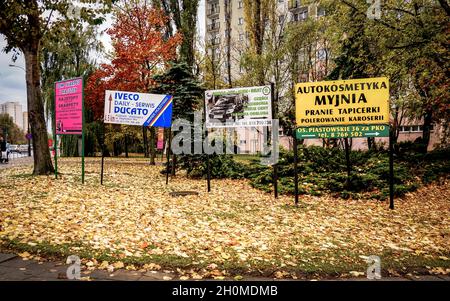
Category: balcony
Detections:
[
  {"x1": 207, "y1": 37, "x2": 221, "y2": 46},
  {"x1": 207, "y1": 22, "x2": 220, "y2": 31},
  {"x1": 207, "y1": 6, "x2": 220, "y2": 17},
  {"x1": 288, "y1": 0, "x2": 301, "y2": 10}
]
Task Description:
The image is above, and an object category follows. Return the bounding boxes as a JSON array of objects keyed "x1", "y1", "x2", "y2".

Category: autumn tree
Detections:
[
  {"x1": 155, "y1": 0, "x2": 199, "y2": 69},
  {"x1": 85, "y1": 3, "x2": 182, "y2": 163},
  {"x1": 242, "y1": 0, "x2": 273, "y2": 85},
  {"x1": 0, "y1": 114, "x2": 26, "y2": 145},
  {"x1": 331, "y1": 0, "x2": 450, "y2": 151},
  {"x1": 152, "y1": 62, "x2": 204, "y2": 175},
  {"x1": 0, "y1": 0, "x2": 111, "y2": 175},
  {"x1": 41, "y1": 18, "x2": 102, "y2": 156}
]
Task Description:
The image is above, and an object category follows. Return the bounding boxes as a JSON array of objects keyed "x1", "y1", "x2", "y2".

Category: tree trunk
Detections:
[
  {"x1": 149, "y1": 127, "x2": 156, "y2": 165},
  {"x1": 367, "y1": 137, "x2": 374, "y2": 150},
  {"x1": 254, "y1": 0, "x2": 264, "y2": 85},
  {"x1": 24, "y1": 47, "x2": 54, "y2": 175},
  {"x1": 421, "y1": 108, "x2": 433, "y2": 153},
  {"x1": 171, "y1": 154, "x2": 176, "y2": 176},
  {"x1": 143, "y1": 126, "x2": 148, "y2": 158},
  {"x1": 124, "y1": 134, "x2": 129, "y2": 158}
]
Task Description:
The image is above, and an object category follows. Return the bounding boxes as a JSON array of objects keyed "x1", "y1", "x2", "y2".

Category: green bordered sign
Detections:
[{"x1": 296, "y1": 124, "x2": 389, "y2": 139}]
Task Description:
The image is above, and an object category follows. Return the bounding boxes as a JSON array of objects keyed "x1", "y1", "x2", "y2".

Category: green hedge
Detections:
[{"x1": 177, "y1": 145, "x2": 449, "y2": 200}]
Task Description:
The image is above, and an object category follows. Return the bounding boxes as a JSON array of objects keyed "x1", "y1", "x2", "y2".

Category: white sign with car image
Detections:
[{"x1": 205, "y1": 85, "x2": 272, "y2": 128}]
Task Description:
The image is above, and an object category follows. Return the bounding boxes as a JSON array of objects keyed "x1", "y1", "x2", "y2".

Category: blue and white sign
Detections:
[{"x1": 104, "y1": 90, "x2": 173, "y2": 128}]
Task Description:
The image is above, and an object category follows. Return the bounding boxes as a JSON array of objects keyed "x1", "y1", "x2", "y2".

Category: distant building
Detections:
[
  {"x1": 0, "y1": 101, "x2": 24, "y2": 132},
  {"x1": 23, "y1": 111, "x2": 29, "y2": 133}
]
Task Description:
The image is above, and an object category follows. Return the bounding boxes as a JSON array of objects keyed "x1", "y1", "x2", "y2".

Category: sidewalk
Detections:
[
  {"x1": 0, "y1": 155, "x2": 33, "y2": 169},
  {"x1": 0, "y1": 253, "x2": 448, "y2": 281}
]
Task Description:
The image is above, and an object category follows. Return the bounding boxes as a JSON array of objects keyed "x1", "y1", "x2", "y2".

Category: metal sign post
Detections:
[
  {"x1": 389, "y1": 124, "x2": 395, "y2": 209},
  {"x1": 166, "y1": 130, "x2": 172, "y2": 185},
  {"x1": 270, "y1": 82, "x2": 278, "y2": 199},
  {"x1": 100, "y1": 122, "x2": 106, "y2": 185},
  {"x1": 203, "y1": 101, "x2": 211, "y2": 192},
  {"x1": 81, "y1": 78, "x2": 85, "y2": 184},
  {"x1": 54, "y1": 77, "x2": 84, "y2": 182},
  {"x1": 293, "y1": 133, "x2": 299, "y2": 205}
]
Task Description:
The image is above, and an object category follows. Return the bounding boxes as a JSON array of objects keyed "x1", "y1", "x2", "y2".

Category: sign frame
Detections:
[
  {"x1": 204, "y1": 85, "x2": 273, "y2": 129},
  {"x1": 53, "y1": 76, "x2": 85, "y2": 184},
  {"x1": 293, "y1": 77, "x2": 394, "y2": 209},
  {"x1": 295, "y1": 77, "x2": 390, "y2": 128}
]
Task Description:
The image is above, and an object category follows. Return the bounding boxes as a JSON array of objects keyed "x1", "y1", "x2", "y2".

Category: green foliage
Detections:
[
  {"x1": 0, "y1": 113, "x2": 26, "y2": 144},
  {"x1": 177, "y1": 153, "x2": 245, "y2": 179},
  {"x1": 176, "y1": 137, "x2": 245, "y2": 179},
  {"x1": 246, "y1": 146, "x2": 449, "y2": 200},
  {"x1": 152, "y1": 62, "x2": 204, "y2": 121}
]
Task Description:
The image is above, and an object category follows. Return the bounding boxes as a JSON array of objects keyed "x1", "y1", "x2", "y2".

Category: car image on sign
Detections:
[{"x1": 208, "y1": 95, "x2": 247, "y2": 122}]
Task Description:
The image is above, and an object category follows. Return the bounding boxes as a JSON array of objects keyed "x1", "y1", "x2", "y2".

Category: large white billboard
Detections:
[
  {"x1": 205, "y1": 85, "x2": 273, "y2": 128},
  {"x1": 104, "y1": 90, "x2": 173, "y2": 128}
]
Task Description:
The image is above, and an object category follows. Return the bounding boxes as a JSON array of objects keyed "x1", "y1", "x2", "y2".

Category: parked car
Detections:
[{"x1": 18, "y1": 145, "x2": 29, "y2": 153}]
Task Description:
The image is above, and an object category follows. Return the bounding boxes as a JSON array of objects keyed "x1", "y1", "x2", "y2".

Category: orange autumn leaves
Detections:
[{"x1": 85, "y1": 6, "x2": 182, "y2": 120}]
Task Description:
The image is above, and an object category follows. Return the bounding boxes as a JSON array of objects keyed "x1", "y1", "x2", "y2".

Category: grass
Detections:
[{"x1": 1, "y1": 237, "x2": 449, "y2": 279}]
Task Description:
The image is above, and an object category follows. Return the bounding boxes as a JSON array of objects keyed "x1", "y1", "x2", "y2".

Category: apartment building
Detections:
[
  {"x1": 205, "y1": 0, "x2": 323, "y2": 84},
  {"x1": 23, "y1": 111, "x2": 29, "y2": 133},
  {"x1": 205, "y1": 1, "x2": 442, "y2": 152},
  {"x1": 205, "y1": 0, "x2": 323, "y2": 153}
]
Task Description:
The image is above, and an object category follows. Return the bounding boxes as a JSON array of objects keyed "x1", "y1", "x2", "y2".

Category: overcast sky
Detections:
[{"x1": 0, "y1": 0, "x2": 205, "y2": 111}]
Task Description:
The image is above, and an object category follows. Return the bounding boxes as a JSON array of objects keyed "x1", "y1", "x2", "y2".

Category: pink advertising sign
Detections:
[
  {"x1": 157, "y1": 128, "x2": 164, "y2": 150},
  {"x1": 55, "y1": 77, "x2": 83, "y2": 135}
]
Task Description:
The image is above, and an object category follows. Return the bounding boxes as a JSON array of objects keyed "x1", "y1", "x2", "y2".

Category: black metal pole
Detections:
[
  {"x1": 206, "y1": 154, "x2": 211, "y2": 192},
  {"x1": 344, "y1": 138, "x2": 351, "y2": 189},
  {"x1": 27, "y1": 122, "x2": 31, "y2": 157},
  {"x1": 293, "y1": 133, "x2": 299, "y2": 205},
  {"x1": 166, "y1": 129, "x2": 171, "y2": 185},
  {"x1": 389, "y1": 125, "x2": 395, "y2": 210},
  {"x1": 203, "y1": 95, "x2": 211, "y2": 192},
  {"x1": 270, "y1": 82, "x2": 278, "y2": 198},
  {"x1": 100, "y1": 146, "x2": 105, "y2": 185},
  {"x1": 100, "y1": 123, "x2": 105, "y2": 185}
]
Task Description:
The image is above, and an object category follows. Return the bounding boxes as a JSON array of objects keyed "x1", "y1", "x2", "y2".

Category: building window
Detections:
[
  {"x1": 299, "y1": 8, "x2": 308, "y2": 21},
  {"x1": 399, "y1": 125, "x2": 434, "y2": 132},
  {"x1": 278, "y1": 14, "x2": 285, "y2": 25},
  {"x1": 238, "y1": 1, "x2": 243, "y2": 9},
  {"x1": 238, "y1": 17, "x2": 244, "y2": 25},
  {"x1": 289, "y1": 0, "x2": 300, "y2": 9},
  {"x1": 208, "y1": 3, "x2": 219, "y2": 15},
  {"x1": 317, "y1": 48, "x2": 327, "y2": 60},
  {"x1": 317, "y1": 7, "x2": 326, "y2": 17},
  {"x1": 239, "y1": 33, "x2": 244, "y2": 41},
  {"x1": 240, "y1": 140, "x2": 246, "y2": 144}
]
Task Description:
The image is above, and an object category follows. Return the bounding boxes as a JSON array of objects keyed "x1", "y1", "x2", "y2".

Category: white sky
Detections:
[{"x1": 0, "y1": 0, "x2": 206, "y2": 111}]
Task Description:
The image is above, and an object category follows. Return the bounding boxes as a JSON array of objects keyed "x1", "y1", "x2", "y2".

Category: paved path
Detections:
[
  {"x1": 0, "y1": 155, "x2": 33, "y2": 169},
  {"x1": 0, "y1": 253, "x2": 179, "y2": 281},
  {"x1": 0, "y1": 253, "x2": 449, "y2": 281}
]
